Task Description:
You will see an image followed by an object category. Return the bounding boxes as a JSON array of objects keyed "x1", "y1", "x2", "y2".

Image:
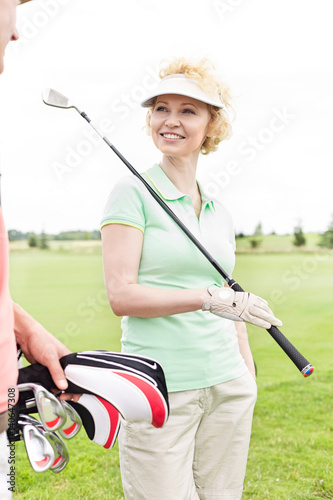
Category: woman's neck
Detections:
[{"x1": 159, "y1": 155, "x2": 199, "y2": 196}]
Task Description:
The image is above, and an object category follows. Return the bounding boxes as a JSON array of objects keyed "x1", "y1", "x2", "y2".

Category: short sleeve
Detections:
[{"x1": 100, "y1": 175, "x2": 146, "y2": 233}]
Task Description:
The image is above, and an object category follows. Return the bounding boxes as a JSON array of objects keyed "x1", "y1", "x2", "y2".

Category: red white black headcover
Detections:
[
  {"x1": 67, "y1": 394, "x2": 121, "y2": 449},
  {"x1": 18, "y1": 351, "x2": 169, "y2": 430}
]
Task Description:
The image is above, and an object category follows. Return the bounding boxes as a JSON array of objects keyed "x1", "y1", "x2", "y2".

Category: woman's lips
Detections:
[{"x1": 160, "y1": 133, "x2": 185, "y2": 140}]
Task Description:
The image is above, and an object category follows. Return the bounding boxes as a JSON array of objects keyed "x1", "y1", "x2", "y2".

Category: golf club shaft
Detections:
[{"x1": 80, "y1": 112, "x2": 313, "y2": 377}]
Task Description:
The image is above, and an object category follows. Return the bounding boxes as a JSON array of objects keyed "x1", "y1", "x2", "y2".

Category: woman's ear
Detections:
[{"x1": 206, "y1": 114, "x2": 219, "y2": 138}]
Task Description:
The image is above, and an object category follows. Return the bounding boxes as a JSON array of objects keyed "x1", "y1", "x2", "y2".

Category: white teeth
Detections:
[{"x1": 162, "y1": 133, "x2": 184, "y2": 139}]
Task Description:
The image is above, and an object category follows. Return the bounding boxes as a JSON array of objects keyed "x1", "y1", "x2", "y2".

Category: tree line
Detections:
[
  {"x1": 9, "y1": 217, "x2": 333, "y2": 250},
  {"x1": 8, "y1": 229, "x2": 101, "y2": 249},
  {"x1": 236, "y1": 217, "x2": 333, "y2": 249}
]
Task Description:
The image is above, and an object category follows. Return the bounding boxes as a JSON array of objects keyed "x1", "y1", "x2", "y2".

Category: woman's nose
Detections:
[{"x1": 164, "y1": 112, "x2": 180, "y2": 128}]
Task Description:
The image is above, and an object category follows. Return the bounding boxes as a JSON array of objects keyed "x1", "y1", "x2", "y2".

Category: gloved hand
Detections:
[{"x1": 202, "y1": 286, "x2": 282, "y2": 329}]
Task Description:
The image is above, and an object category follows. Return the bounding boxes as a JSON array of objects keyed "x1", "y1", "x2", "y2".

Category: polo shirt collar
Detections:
[
  {"x1": 197, "y1": 179, "x2": 215, "y2": 210},
  {"x1": 145, "y1": 164, "x2": 215, "y2": 210}
]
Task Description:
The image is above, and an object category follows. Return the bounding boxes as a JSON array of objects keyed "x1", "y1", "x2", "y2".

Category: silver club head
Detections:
[
  {"x1": 22, "y1": 424, "x2": 55, "y2": 473},
  {"x1": 18, "y1": 383, "x2": 67, "y2": 432},
  {"x1": 43, "y1": 431, "x2": 69, "y2": 473},
  {"x1": 19, "y1": 416, "x2": 69, "y2": 473},
  {"x1": 42, "y1": 88, "x2": 80, "y2": 112},
  {"x1": 58, "y1": 401, "x2": 82, "y2": 440},
  {"x1": 12, "y1": 415, "x2": 42, "y2": 442}
]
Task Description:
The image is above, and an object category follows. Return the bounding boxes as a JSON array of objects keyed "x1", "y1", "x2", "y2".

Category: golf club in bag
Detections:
[
  {"x1": 18, "y1": 415, "x2": 70, "y2": 473},
  {"x1": 17, "y1": 382, "x2": 66, "y2": 431},
  {"x1": 58, "y1": 401, "x2": 82, "y2": 440},
  {"x1": 19, "y1": 422, "x2": 55, "y2": 473},
  {"x1": 42, "y1": 88, "x2": 314, "y2": 378},
  {"x1": 11, "y1": 349, "x2": 168, "y2": 473},
  {"x1": 9, "y1": 387, "x2": 71, "y2": 473},
  {"x1": 15, "y1": 382, "x2": 120, "y2": 450}
]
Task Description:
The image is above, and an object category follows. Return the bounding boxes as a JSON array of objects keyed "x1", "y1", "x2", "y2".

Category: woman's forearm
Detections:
[
  {"x1": 106, "y1": 283, "x2": 209, "y2": 318},
  {"x1": 102, "y1": 224, "x2": 209, "y2": 318}
]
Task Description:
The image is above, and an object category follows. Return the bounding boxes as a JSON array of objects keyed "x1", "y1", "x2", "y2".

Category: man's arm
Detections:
[{"x1": 13, "y1": 301, "x2": 70, "y2": 391}]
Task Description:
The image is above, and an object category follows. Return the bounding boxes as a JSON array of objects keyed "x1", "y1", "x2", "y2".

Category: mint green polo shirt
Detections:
[{"x1": 101, "y1": 164, "x2": 247, "y2": 392}]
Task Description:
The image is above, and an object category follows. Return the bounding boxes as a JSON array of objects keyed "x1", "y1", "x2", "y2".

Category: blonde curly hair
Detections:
[{"x1": 145, "y1": 57, "x2": 233, "y2": 155}]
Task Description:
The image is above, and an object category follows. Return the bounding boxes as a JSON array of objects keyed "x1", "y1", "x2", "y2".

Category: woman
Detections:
[{"x1": 101, "y1": 57, "x2": 281, "y2": 500}]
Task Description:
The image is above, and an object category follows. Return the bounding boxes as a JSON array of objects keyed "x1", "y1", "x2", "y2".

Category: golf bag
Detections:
[{"x1": 17, "y1": 350, "x2": 169, "y2": 449}]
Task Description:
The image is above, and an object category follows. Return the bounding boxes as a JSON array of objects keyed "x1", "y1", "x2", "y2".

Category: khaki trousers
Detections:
[{"x1": 119, "y1": 371, "x2": 257, "y2": 500}]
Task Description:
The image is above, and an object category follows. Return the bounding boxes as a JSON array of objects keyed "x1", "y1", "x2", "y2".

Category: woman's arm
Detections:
[
  {"x1": 101, "y1": 224, "x2": 210, "y2": 318},
  {"x1": 234, "y1": 321, "x2": 256, "y2": 380}
]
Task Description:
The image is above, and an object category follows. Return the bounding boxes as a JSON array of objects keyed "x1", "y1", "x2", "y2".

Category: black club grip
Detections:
[{"x1": 228, "y1": 279, "x2": 314, "y2": 377}]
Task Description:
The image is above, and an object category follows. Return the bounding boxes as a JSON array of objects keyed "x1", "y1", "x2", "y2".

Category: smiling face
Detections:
[
  {"x1": 150, "y1": 94, "x2": 213, "y2": 161},
  {"x1": 0, "y1": 0, "x2": 19, "y2": 74}
]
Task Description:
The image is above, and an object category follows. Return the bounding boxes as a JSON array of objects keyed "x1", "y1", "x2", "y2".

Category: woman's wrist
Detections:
[{"x1": 198, "y1": 288, "x2": 211, "y2": 309}]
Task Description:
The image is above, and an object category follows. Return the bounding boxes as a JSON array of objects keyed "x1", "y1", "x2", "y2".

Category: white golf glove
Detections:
[{"x1": 202, "y1": 286, "x2": 282, "y2": 329}]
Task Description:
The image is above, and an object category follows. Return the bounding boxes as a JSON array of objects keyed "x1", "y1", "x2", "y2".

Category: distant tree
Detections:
[
  {"x1": 293, "y1": 222, "x2": 306, "y2": 247},
  {"x1": 8, "y1": 229, "x2": 29, "y2": 241},
  {"x1": 54, "y1": 230, "x2": 101, "y2": 241},
  {"x1": 236, "y1": 232, "x2": 246, "y2": 239},
  {"x1": 254, "y1": 222, "x2": 263, "y2": 236},
  {"x1": 9, "y1": 228, "x2": 102, "y2": 243},
  {"x1": 91, "y1": 230, "x2": 101, "y2": 240},
  {"x1": 319, "y1": 216, "x2": 333, "y2": 248},
  {"x1": 249, "y1": 238, "x2": 262, "y2": 249},
  {"x1": 28, "y1": 233, "x2": 38, "y2": 248},
  {"x1": 39, "y1": 231, "x2": 49, "y2": 250},
  {"x1": 249, "y1": 222, "x2": 263, "y2": 249}
]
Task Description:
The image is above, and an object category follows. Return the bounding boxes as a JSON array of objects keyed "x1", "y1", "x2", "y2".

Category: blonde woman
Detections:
[{"x1": 101, "y1": 57, "x2": 281, "y2": 500}]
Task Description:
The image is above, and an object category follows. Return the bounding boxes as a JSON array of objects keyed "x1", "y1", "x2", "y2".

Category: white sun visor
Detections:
[{"x1": 140, "y1": 74, "x2": 225, "y2": 109}]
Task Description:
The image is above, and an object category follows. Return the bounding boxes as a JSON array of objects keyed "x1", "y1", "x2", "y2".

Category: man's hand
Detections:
[
  {"x1": 19, "y1": 326, "x2": 71, "y2": 391},
  {"x1": 202, "y1": 286, "x2": 282, "y2": 329}
]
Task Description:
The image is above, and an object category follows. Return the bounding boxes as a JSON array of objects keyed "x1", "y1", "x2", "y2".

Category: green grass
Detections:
[
  {"x1": 9, "y1": 247, "x2": 121, "y2": 354},
  {"x1": 235, "y1": 253, "x2": 333, "y2": 499},
  {"x1": 8, "y1": 244, "x2": 333, "y2": 499}
]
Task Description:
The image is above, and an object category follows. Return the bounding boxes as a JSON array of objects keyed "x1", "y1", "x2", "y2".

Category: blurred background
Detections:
[{"x1": 0, "y1": 0, "x2": 332, "y2": 237}]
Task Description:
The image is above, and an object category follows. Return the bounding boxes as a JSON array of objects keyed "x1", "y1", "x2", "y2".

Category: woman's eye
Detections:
[
  {"x1": 155, "y1": 106, "x2": 167, "y2": 112},
  {"x1": 183, "y1": 108, "x2": 195, "y2": 114}
]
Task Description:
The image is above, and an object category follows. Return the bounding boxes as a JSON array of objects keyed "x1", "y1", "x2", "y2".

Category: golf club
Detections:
[
  {"x1": 42, "y1": 88, "x2": 314, "y2": 378},
  {"x1": 42, "y1": 430, "x2": 69, "y2": 473},
  {"x1": 19, "y1": 422, "x2": 55, "y2": 472},
  {"x1": 58, "y1": 401, "x2": 82, "y2": 440},
  {"x1": 18, "y1": 383, "x2": 67, "y2": 431},
  {"x1": 18, "y1": 414, "x2": 43, "y2": 428},
  {"x1": 17, "y1": 414, "x2": 69, "y2": 473},
  {"x1": 7, "y1": 413, "x2": 38, "y2": 443}
]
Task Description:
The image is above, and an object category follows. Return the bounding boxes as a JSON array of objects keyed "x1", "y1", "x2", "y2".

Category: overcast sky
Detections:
[{"x1": 0, "y1": 0, "x2": 332, "y2": 235}]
